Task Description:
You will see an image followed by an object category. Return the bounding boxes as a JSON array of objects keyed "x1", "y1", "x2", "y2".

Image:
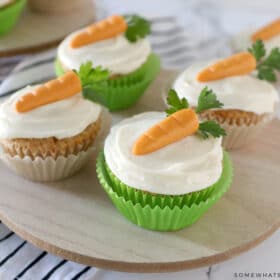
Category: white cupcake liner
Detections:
[
  {"x1": 220, "y1": 113, "x2": 274, "y2": 150},
  {"x1": 0, "y1": 146, "x2": 95, "y2": 181},
  {"x1": 0, "y1": 108, "x2": 112, "y2": 182}
]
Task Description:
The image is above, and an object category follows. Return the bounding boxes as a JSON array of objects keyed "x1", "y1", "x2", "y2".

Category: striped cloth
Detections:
[{"x1": 0, "y1": 17, "x2": 230, "y2": 279}]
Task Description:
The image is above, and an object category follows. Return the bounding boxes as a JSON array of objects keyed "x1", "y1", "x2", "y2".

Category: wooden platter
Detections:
[
  {"x1": 0, "y1": 6, "x2": 94, "y2": 57},
  {"x1": 0, "y1": 70, "x2": 279, "y2": 273}
]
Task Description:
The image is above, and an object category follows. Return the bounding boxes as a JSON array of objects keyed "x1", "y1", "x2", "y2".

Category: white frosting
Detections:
[
  {"x1": 233, "y1": 29, "x2": 280, "y2": 53},
  {"x1": 104, "y1": 112, "x2": 223, "y2": 195},
  {"x1": 58, "y1": 32, "x2": 151, "y2": 75},
  {"x1": 0, "y1": 85, "x2": 101, "y2": 139},
  {"x1": 0, "y1": 0, "x2": 13, "y2": 8},
  {"x1": 173, "y1": 61, "x2": 279, "y2": 115}
]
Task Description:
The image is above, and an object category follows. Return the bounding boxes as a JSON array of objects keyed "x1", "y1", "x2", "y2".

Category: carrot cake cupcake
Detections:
[
  {"x1": 97, "y1": 89, "x2": 232, "y2": 231},
  {"x1": 173, "y1": 52, "x2": 280, "y2": 149},
  {"x1": 0, "y1": 71, "x2": 102, "y2": 181},
  {"x1": 56, "y1": 14, "x2": 160, "y2": 111},
  {"x1": 0, "y1": 0, "x2": 26, "y2": 36},
  {"x1": 232, "y1": 18, "x2": 280, "y2": 53}
]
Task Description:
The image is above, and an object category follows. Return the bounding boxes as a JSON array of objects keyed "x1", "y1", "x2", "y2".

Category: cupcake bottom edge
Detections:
[{"x1": 0, "y1": 145, "x2": 96, "y2": 182}]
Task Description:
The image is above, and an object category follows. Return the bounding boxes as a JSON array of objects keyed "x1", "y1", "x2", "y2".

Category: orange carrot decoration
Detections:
[
  {"x1": 70, "y1": 15, "x2": 127, "y2": 48},
  {"x1": 251, "y1": 18, "x2": 280, "y2": 42},
  {"x1": 197, "y1": 52, "x2": 256, "y2": 82},
  {"x1": 132, "y1": 109, "x2": 199, "y2": 155},
  {"x1": 15, "y1": 71, "x2": 82, "y2": 113}
]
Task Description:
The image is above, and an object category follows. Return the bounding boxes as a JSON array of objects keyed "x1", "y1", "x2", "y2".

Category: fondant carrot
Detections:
[
  {"x1": 15, "y1": 71, "x2": 81, "y2": 113},
  {"x1": 251, "y1": 18, "x2": 280, "y2": 42},
  {"x1": 133, "y1": 109, "x2": 199, "y2": 155},
  {"x1": 197, "y1": 52, "x2": 256, "y2": 82},
  {"x1": 70, "y1": 15, "x2": 127, "y2": 48}
]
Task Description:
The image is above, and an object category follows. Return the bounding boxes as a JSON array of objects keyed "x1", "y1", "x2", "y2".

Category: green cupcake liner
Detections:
[
  {"x1": 0, "y1": 0, "x2": 26, "y2": 36},
  {"x1": 55, "y1": 53, "x2": 161, "y2": 111},
  {"x1": 104, "y1": 159, "x2": 218, "y2": 209},
  {"x1": 97, "y1": 151, "x2": 233, "y2": 231}
]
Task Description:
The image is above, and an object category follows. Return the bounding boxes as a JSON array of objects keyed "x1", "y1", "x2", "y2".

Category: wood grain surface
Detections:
[
  {"x1": 0, "y1": 70, "x2": 279, "y2": 273},
  {"x1": 0, "y1": 6, "x2": 95, "y2": 57}
]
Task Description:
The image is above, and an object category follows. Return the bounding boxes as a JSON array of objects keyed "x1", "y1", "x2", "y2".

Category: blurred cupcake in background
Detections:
[
  {"x1": 56, "y1": 14, "x2": 160, "y2": 111},
  {"x1": 0, "y1": 0, "x2": 26, "y2": 36},
  {"x1": 173, "y1": 50, "x2": 279, "y2": 149},
  {"x1": 232, "y1": 18, "x2": 280, "y2": 53},
  {"x1": 0, "y1": 71, "x2": 103, "y2": 182}
]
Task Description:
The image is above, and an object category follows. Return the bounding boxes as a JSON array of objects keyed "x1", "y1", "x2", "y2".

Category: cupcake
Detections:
[
  {"x1": 0, "y1": 71, "x2": 102, "y2": 182},
  {"x1": 232, "y1": 18, "x2": 280, "y2": 53},
  {"x1": 97, "y1": 89, "x2": 232, "y2": 231},
  {"x1": 173, "y1": 51, "x2": 279, "y2": 149},
  {"x1": 232, "y1": 19, "x2": 280, "y2": 84},
  {"x1": 0, "y1": 0, "x2": 26, "y2": 36},
  {"x1": 56, "y1": 14, "x2": 160, "y2": 111}
]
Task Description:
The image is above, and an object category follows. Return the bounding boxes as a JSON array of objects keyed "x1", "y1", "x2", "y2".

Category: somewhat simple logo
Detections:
[{"x1": 233, "y1": 272, "x2": 280, "y2": 279}]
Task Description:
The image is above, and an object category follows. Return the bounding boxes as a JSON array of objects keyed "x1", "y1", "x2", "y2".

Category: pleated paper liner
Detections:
[
  {"x1": 96, "y1": 151, "x2": 233, "y2": 231},
  {"x1": 0, "y1": 146, "x2": 95, "y2": 182},
  {"x1": 200, "y1": 109, "x2": 275, "y2": 150},
  {"x1": 0, "y1": 0, "x2": 26, "y2": 36},
  {"x1": 101, "y1": 151, "x2": 231, "y2": 208},
  {"x1": 55, "y1": 53, "x2": 161, "y2": 111}
]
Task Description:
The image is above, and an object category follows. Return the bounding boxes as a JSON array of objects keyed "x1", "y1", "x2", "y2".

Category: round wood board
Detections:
[
  {"x1": 0, "y1": 6, "x2": 94, "y2": 57},
  {"x1": 0, "y1": 70, "x2": 279, "y2": 273}
]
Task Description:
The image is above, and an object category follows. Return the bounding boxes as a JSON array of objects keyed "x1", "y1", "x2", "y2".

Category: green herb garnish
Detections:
[
  {"x1": 75, "y1": 61, "x2": 110, "y2": 101},
  {"x1": 248, "y1": 39, "x2": 266, "y2": 61},
  {"x1": 124, "y1": 14, "x2": 151, "y2": 43},
  {"x1": 198, "y1": 120, "x2": 226, "y2": 139},
  {"x1": 166, "y1": 89, "x2": 189, "y2": 116},
  {"x1": 196, "y1": 87, "x2": 224, "y2": 113},
  {"x1": 75, "y1": 61, "x2": 109, "y2": 87},
  {"x1": 248, "y1": 39, "x2": 280, "y2": 82}
]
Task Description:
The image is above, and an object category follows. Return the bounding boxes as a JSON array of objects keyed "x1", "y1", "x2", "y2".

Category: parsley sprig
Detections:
[
  {"x1": 166, "y1": 88, "x2": 226, "y2": 139},
  {"x1": 166, "y1": 89, "x2": 189, "y2": 116},
  {"x1": 248, "y1": 39, "x2": 266, "y2": 61},
  {"x1": 75, "y1": 61, "x2": 109, "y2": 100},
  {"x1": 76, "y1": 61, "x2": 109, "y2": 86},
  {"x1": 124, "y1": 14, "x2": 151, "y2": 42},
  {"x1": 196, "y1": 87, "x2": 224, "y2": 113},
  {"x1": 248, "y1": 39, "x2": 280, "y2": 82},
  {"x1": 198, "y1": 121, "x2": 226, "y2": 139}
]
